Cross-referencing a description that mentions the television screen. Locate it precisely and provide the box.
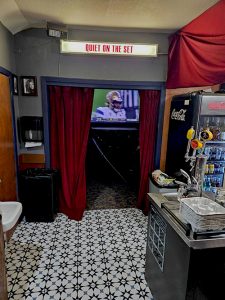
[91,89,139,122]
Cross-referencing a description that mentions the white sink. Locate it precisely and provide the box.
[0,201,22,232]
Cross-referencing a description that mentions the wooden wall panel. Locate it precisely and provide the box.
[0,74,17,201]
[19,154,45,171]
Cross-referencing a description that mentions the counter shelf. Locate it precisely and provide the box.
[145,193,225,300]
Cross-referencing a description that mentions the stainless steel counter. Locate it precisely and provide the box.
[146,193,225,300]
[148,193,225,249]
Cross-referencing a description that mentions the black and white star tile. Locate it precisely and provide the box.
[6,208,153,300]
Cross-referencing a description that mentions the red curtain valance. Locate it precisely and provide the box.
[166,0,225,89]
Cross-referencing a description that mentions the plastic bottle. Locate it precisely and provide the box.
[220,164,225,174]
[203,177,206,191]
[209,164,215,174]
[216,177,221,187]
[205,177,211,192]
[210,177,217,193]
[204,147,211,158]
[215,147,222,160]
[221,148,225,161]
[214,163,219,174]
[210,147,216,160]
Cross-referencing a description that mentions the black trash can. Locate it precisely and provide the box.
[19,168,60,222]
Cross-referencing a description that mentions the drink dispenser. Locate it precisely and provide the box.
[18,116,43,143]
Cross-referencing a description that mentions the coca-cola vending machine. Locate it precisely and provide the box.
[165,91,225,193]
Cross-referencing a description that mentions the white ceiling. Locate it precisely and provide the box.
[0,0,219,34]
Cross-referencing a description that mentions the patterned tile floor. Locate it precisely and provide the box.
[5,209,153,300]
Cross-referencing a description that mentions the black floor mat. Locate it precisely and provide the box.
[86,178,137,210]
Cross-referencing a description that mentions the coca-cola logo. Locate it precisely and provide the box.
[208,102,225,110]
[171,109,186,121]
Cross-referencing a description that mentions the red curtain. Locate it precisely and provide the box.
[137,90,161,215]
[49,86,94,221]
[167,0,225,89]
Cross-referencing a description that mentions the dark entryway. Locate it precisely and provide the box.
[86,125,140,210]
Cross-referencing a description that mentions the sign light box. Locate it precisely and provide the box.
[60,40,158,57]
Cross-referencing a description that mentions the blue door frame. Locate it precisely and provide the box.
[41,77,165,169]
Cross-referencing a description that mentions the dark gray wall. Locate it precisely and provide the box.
[0,22,16,73]
[0,22,20,152]
[14,27,169,154]
[15,28,169,116]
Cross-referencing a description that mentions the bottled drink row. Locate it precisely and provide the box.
[203,176,222,193]
[200,117,225,193]
[205,163,225,174]
[204,146,225,161]
[201,116,225,141]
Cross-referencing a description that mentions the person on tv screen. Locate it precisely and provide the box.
[95,90,126,121]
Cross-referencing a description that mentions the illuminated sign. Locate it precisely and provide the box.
[60,40,158,57]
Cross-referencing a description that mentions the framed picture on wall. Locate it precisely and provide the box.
[21,76,38,96]
[12,75,18,95]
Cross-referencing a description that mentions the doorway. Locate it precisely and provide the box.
[86,88,140,210]
[42,77,165,217]
[86,125,140,210]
